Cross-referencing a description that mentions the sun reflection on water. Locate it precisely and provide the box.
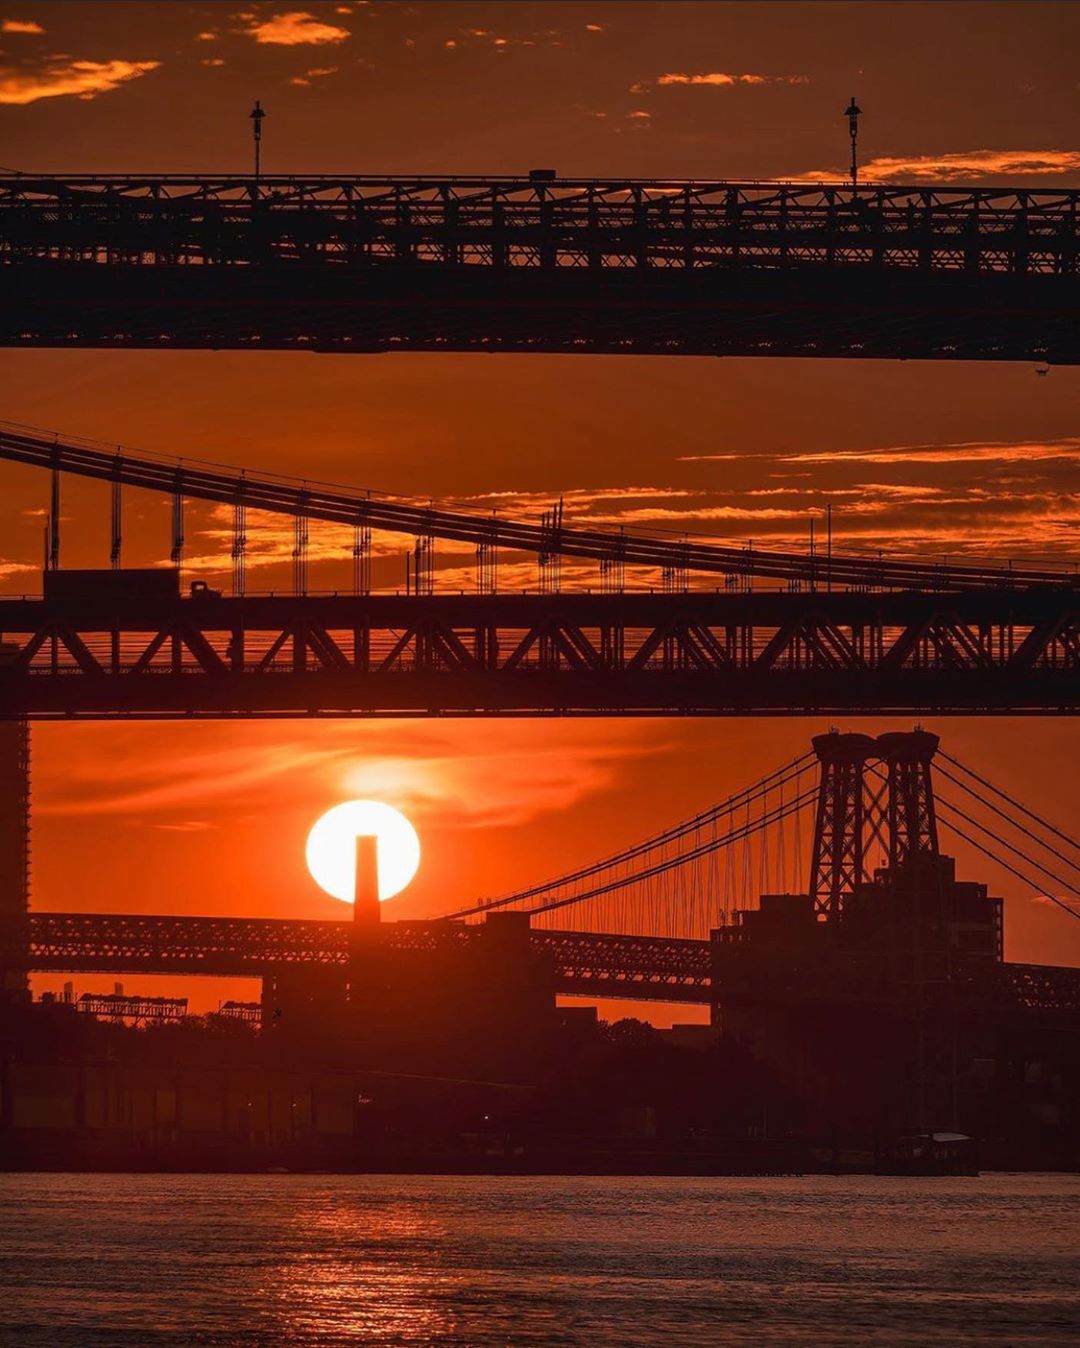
[262,1196,457,1342]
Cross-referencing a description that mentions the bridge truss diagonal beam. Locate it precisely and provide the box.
[24,912,1080,1013]
[1,590,1079,718]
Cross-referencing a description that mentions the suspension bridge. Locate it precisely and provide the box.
[1,422,1078,718]
[1,175,1078,360]
[14,729,1080,1018]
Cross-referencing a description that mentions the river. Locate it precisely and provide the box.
[1,1173,1076,1346]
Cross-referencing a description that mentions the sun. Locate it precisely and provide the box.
[305,800,421,905]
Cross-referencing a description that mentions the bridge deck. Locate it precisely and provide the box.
[23,911,1080,1013]
[1,589,1078,717]
[2,176,1077,360]
[26,912,713,1005]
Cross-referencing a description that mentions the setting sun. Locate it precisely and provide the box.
[305,800,421,904]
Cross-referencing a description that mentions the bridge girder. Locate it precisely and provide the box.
[1,175,1078,360]
[24,911,1080,1014]
[1,591,1078,717]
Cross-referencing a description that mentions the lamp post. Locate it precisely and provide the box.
[845,96,862,188]
[250,99,265,180]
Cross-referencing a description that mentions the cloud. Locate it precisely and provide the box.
[290,67,339,87]
[1,18,43,34]
[36,721,664,833]
[152,820,219,833]
[782,438,1080,466]
[586,23,604,32]
[201,57,226,68]
[243,11,350,46]
[0,56,161,104]
[0,57,160,104]
[640,71,807,91]
[794,149,1080,183]
[196,30,217,41]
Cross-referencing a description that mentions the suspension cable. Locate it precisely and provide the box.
[524,788,818,919]
[933,792,1078,911]
[939,750,1080,858]
[937,812,1080,923]
[936,763,1080,879]
[445,751,815,919]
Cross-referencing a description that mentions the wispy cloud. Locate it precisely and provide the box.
[290,65,339,86]
[794,149,1080,183]
[657,71,807,87]
[1,17,43,34]
[152,820,218,833]
[36,721,665,832]
[0,56,160,104]
[632,71,807,93]
[243,11,350,46]
[782,438,1080,466]
[0,558,34,580]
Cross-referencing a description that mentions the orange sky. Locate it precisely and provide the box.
[2,1,1079,1016]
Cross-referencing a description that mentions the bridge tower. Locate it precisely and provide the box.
[0,720,30,1000]
[808,729,942,919]
[878,729,940,873]
[808,732,881,919]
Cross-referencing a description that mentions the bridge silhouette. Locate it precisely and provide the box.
[2,175,1078,360]
[21,729,1080,1017]
[1,172,1079,1062]
[1,422,1078,718]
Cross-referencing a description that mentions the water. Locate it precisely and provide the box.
[0,1173,1076,1346]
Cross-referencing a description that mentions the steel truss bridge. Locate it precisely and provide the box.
[2,176,1078,360]
[27,913,711,1006]
[2,589,1080,718]
[24,911,1080,1014]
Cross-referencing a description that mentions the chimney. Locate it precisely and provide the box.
[354,834,381,926]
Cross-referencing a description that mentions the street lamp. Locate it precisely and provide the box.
[250,100,265,180]
[845,97,862,188]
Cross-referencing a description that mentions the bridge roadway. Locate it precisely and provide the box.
[28,912,712,1006]
[25,911,1080,1014]
[1,589,1078,717]
[2,176,1078,361]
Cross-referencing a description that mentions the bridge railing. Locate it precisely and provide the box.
[2,176,1077,275]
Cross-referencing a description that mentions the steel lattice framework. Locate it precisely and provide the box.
[25,911,1080,1013]
[27,913,713,1005]
[1,589,1079,718]
[2,175,1078,359]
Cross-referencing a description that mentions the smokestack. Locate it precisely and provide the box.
[353,834,381,926]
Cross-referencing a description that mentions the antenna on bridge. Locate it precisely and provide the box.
[250,100,266,180]
[845,96,862,187]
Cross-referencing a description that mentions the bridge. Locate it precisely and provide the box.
[3,589,1079,718]
[26,914,712,1006]
[1,423,1078,718]
[22,910,1080,1015]
[11,729,1080,1021]
[2,176,1078,361]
